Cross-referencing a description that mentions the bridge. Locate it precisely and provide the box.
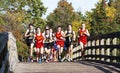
[0,32,120,73]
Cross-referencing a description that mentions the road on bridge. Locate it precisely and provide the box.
[14,61,120,73]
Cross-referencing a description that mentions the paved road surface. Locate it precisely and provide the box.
[14,61,120,73]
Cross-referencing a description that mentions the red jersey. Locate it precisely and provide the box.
[55,31,64,47]
[55,31,63,41]
[35,33,44,48]
[78,29,87,45]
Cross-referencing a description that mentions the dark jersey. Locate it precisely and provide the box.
[27,29,35,40]
[65,30,73,43]
[45,33,50,43]
[25,29,35,46]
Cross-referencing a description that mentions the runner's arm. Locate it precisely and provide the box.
[64,30,67,37]
[84,29,90,36]
[60,31,65,41]
[77,29,80,38]
[33,34,36,43]
[73,31,76,41]
[25,29,29,38]
[42,33,45,43]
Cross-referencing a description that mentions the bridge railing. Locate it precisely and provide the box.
[0,32,19,73]
[72,45,82,61]
[72,32,120,67]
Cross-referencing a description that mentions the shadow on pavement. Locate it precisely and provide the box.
[78,61,120,73]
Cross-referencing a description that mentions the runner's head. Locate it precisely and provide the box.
[28,23,34,30]
[49,28,53,33]
[81,23,86,29]
[67,24,72,30]
[57,26,61,32]
[36,27,41,33]
[45,26,49,30]
[45,27,49,34]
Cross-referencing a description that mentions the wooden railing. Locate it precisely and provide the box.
[0,32,19,73]
[72,32,120,67]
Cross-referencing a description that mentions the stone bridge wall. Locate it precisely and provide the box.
[0,32,19,73]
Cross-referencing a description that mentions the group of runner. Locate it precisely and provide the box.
[24,23,90,63]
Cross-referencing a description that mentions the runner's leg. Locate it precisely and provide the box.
[69,45,73,61]
[79,42,84,60]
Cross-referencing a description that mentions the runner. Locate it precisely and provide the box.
[78,23,90,59]
[49,28,55,49]
[49,28,59,62]
[64,24,76,62]
[55,26,65,62]
[24,23,35,62]
[43,26,52,62]
[34,27,44,63]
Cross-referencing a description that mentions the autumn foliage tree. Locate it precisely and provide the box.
[0,0,47,60]
[47,0,75,30]
[86,0,120,36]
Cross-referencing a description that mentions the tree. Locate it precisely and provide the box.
[72,12,91,34]
[24,0,47,27]
[0,0,47,61]
[110,0,120,32]
[47,0,75,30]
[0,0,47,28]
[72,20,82,34]
[88,0,111,35]
[86,0,120,36]
[105,6,116,21]
[47,0,91,35]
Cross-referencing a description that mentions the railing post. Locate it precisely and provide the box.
[88,41,91,60]
[86,41,91,60]
[106,38,110,62]
[92,40,95,60]
[96,39,100,60]
[84,43,87,59]
[88,49,91,59]
[72,47,75,60]
[76,46,79,61]
[101,39,105,61]
[78,46,81,60]
[112,38,117,62]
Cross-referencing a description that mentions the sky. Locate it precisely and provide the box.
[42,0,99,18]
